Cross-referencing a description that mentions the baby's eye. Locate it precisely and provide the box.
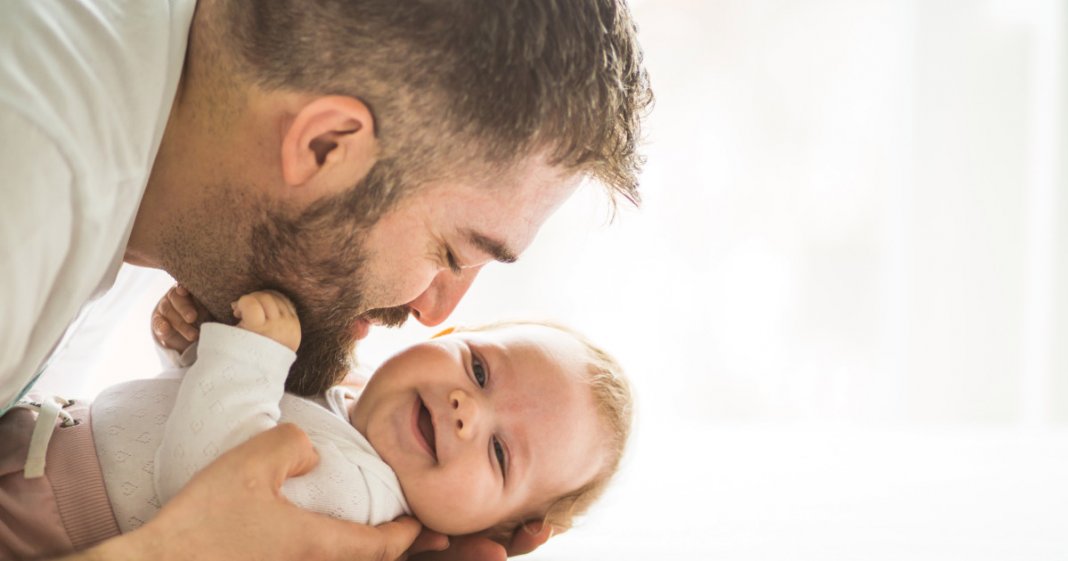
[492,437,507,477]
[472,354,487,387]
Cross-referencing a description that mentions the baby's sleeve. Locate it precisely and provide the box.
[153,323,296,502]
[154,339,198,370]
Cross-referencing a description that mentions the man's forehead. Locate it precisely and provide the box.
[435,164,580,258]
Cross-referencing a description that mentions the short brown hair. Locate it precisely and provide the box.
[223,0,652,206]
[451,320,633,541]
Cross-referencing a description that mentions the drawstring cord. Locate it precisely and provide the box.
[11,396,78,478]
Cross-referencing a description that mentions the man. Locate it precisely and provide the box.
[0,0,650,559]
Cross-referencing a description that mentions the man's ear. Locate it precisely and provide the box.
[280,95,377,194]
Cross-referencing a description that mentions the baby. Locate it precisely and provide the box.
[0,290,632,558]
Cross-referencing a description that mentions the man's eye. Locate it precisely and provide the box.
[444,247,462,275]
[472,354,487,387]
[493,437,507,477]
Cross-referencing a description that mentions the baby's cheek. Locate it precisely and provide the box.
[404,469,499,535]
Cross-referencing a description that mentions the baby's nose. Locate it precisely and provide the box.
[449,389,481,440]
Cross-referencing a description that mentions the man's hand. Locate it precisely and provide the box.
[79,424,423,561]
[151,284,211,353]
[407,521,555,561]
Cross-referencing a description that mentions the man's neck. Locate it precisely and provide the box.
[125,97,185,270]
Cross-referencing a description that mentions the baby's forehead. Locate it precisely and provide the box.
[473,327,591,380]
[463,324,587,358]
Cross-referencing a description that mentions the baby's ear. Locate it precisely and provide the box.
[431,327,455,339]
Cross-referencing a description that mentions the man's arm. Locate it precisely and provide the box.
[61,424,423,561]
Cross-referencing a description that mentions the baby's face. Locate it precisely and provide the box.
[350,325,605,535]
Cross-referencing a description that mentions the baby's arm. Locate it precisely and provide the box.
[154,290,302,502]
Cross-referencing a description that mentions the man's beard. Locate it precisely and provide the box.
[165,160,415,396]
[249,162,416,396]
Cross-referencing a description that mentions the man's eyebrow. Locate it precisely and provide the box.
[464,229,518,264]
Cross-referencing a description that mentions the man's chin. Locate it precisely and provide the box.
[285,328,358,396]
[283,308,407,396]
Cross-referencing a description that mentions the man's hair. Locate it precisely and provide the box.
[451,320,634,542]
[222,0,652,206]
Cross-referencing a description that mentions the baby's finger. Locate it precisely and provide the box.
[234,294,267,326]
[160,297,199,342]
[167,287,200,324]
[156,298,181,332]
[255,291,284,320]
[174,284,213,324]
[267,290,298,317]
[153,314,193,351]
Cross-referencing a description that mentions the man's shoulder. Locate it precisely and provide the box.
[0,0,195,180]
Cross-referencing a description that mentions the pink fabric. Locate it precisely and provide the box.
[0,399,119,560]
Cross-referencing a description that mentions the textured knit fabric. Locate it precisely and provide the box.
[0,0,195,413]
[91,323,409,533]
[0,398,119,560]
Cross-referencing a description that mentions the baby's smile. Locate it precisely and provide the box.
[414,396,438,461]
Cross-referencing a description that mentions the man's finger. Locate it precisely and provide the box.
[407,528,450,556]
[367,516,424,561]
[307,514,423,561]
[410,535,505,561]
[220,424,320,485]
[507,520,554,556]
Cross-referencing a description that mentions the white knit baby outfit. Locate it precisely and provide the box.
[90,323,409,531]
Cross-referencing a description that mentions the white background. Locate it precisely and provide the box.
[35,0,1068,559]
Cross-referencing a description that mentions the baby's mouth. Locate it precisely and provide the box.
[417,398,437,461]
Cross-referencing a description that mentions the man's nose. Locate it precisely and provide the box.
[449,389,482,441]
[407,266,482,327]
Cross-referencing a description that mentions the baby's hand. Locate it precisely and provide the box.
[232,290,302,352]
[153,284,212,353]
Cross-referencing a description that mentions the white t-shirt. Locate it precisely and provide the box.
[0,0,196,412]
[91,324,410,532]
